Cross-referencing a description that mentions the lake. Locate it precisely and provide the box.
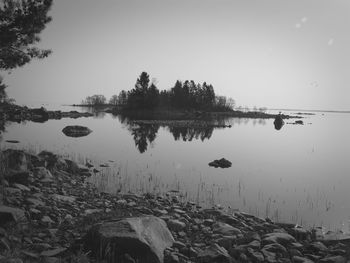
[1,106,350,233]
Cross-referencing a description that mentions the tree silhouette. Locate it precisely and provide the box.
[0,0,53,70]
[0,0,53,103]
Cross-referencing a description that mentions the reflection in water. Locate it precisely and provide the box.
[130,124,159,153]
[118,114,266,153]
[168,126,213,141]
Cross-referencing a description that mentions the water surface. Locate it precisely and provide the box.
[1,108,349,232]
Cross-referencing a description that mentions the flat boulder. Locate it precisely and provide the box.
[62,125,92,138]
[84,216,174,263]
[209,158,232,168]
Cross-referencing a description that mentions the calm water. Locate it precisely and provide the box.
[1,107,350,232]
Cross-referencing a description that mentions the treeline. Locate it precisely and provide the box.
[81,72,235,111]
[117,72,235,111]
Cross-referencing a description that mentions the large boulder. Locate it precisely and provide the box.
[84,216,174,263]
[2,149,29,172]
[62,125,92,137]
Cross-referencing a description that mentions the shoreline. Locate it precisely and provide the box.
[1,148,349,262]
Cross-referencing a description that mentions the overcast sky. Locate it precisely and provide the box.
[4,0,350,110]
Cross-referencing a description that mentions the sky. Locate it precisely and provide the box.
[3,0,350,110]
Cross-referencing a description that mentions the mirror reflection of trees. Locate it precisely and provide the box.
[130,124,160,153]
[168,126,213,142]
[118,115,233,153]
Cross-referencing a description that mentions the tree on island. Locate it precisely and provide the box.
[0,0,53,103]
[81,94,107,106]
[116,71,235,111]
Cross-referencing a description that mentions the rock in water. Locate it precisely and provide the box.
[274,115,284,130]
[62,125,92,137]
[208,158,232,168]
[84,216,174,263]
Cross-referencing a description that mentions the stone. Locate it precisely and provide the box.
[2,149,29,171]
[13,183,30,192]
[208,158,232,168]
[308,241,328,252]
[34,167,53,180]
[319,256,346,263]
[26,197,45,207]
[292,256,315,263]
[6,171,30,185]
[167,219,186,232]
[41,216,54,224]
[213,222,242,236]
[274,115,284,130]
[246,248,264,262]
[0,206,26,225]
[62,125,92,137]
[262,232,296,246]
[85,216,174,263]
[262,243,287,255]
[52,194,76,203]
[40,248,67,257]
[197,243,232,263]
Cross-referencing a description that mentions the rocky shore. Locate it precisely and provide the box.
[1,149,349,263]
[0,103,93,123]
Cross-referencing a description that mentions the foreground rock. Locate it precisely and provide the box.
[85,216,174,263]
[62,125,92,137]
[209,158,232,168]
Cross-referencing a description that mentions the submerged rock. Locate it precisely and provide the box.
[62,125,92,137]
[84,216,174,263]
[209,158,232,168]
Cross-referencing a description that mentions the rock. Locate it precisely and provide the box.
[85,216,174,263]
[274,114,284,130]
[40,248,67,257]
[62,125,92,137]
[38,151,68,170]
[5,140,20,143]
[34,167,53,180]
[197,243,232,263]
[212,222,242,236]
[64,159,79,174]
[167,219,186,232]
[262,243,287,255]
[52,194,76,203]
[295,120,304,125]
[13,183,31,192]
[41,216,55,224]
[246,248,264,262]
[208,158,232,168]
[30,107,49,122]
[320,256,347,263]
[2,149,29,171]
[26,198,45,207]
[308,241,328,252]
[6,171,30,185]
[0,206,26,225]
[292,256,315,263]
[262,232,296,246]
